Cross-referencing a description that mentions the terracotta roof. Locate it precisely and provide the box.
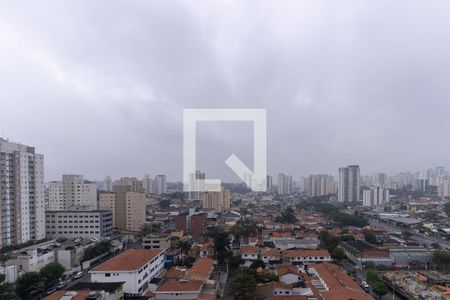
[312,263,374,300]
[284,249,330,258]
[165,266,187,279]
[188,257,213,279]
[313,263,361,291]
[90,249,163,272]
[276,264,299,276]
[155,280,204,292]
[322,288,374,300]
[240,245,258,254]
[272,232,292,238]
[262,248,280,257]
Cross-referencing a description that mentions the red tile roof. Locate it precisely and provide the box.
[188,257,213,279]
[91,249,163,272]
[156,280,204,292]
[240,245,258,254]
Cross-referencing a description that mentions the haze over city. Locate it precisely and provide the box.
[2,0,450,181]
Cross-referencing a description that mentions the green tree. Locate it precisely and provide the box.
[39,262,65,288]
[432,250,450,270]
[229,268,257,300]
[177,240,191,258]
[249,259,266,270]
[364,231,377,244]
[373,281,388,299]
[16,272,42,299]
[0,274,14,300]
[213,230,232,266]
[82,240,112,261]
[365,269,379,286]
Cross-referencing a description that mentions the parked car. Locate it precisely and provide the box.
[74,271,83,279]
[361,280,369,289]
[45,287,57,295]
[57,281,66,289]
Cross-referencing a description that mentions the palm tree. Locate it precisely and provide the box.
[178,240,191,258]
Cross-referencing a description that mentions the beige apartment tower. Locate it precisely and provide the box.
[100,185,146,232]
[202,188,230,212]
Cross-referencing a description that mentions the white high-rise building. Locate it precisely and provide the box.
[104,175,112,192]
[154,175,167,195]
[0,138,45,246]
[439,180,450,198]
[48,175,98,211]
[143,174,155,194]
[362,187,389,207]
[338,165,360,203]
[188,170,205,201]
[277,173,293,195]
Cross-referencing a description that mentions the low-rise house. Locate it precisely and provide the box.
[340,240,392,267]
[142,233,171,251]
[240,246,259,262]
[199,242,214,258]
[7,248,55,273]
[90,249,164,295]
[45,282,125,300]
[261,248,281,264]
[273,238,319,251]
[276,264,301,284]
[256,282,294,298]
[187,257,213,281]
[154,280,204,300]
[308,263,374,300]
[284,250,331,264]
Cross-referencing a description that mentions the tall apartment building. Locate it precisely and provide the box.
[154,175,166,195]
[307,174,335,197]
[114,177,144,192]
[202,188,230,212]
[99,191,116,226]
[48,175,97,211]
[99,185,146,232]
[0,138,45,246]
[103,175,112,192]
[266,175,273,194]
[277,173,293,195]
[338,165,360,203]
[439,180,450,198]
[362,187,390,207]
[143,174,154,194]
[188,170,205,201]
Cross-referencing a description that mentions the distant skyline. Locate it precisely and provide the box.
[2,1,450,182]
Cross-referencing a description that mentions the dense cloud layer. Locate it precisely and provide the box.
[1,0,450,182]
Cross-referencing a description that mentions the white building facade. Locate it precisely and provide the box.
[48,174,97,211]
[46,210,113,239]
[90,249,165,295]
[0,138,45,246]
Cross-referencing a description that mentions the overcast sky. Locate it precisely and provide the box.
[1,0,450,182]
